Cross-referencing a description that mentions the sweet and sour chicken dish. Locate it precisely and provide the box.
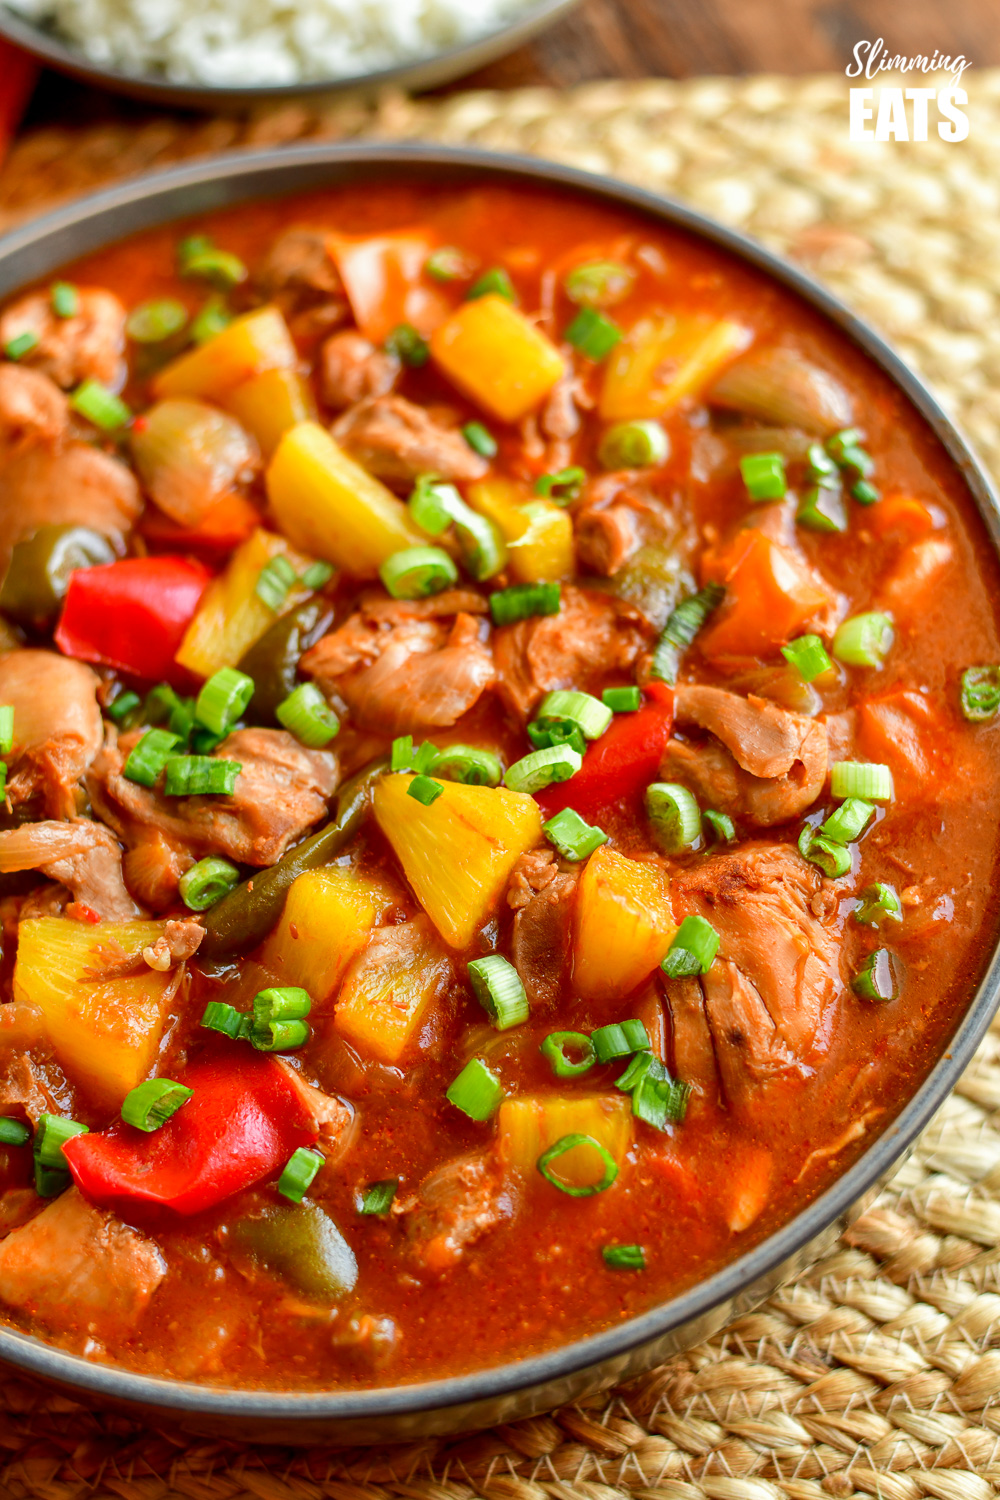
[0,180,997,1390]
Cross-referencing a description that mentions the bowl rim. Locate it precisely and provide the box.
[0,0,579,105]
[1,140,999,1422]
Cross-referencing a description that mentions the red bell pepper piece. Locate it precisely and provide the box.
[535,682,674,820]
[55,555,210,688]
[62,1049,317,1216]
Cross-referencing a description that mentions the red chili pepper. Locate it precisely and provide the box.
[535,682,674,820]
[62,1049,316,1216]
[55,555,210,688]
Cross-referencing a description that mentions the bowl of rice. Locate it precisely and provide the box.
[0,0,579,108]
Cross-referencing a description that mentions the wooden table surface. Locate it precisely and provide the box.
[16,0,1000,128]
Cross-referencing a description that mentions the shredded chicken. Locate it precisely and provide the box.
[0,289,126,389]
[0,362,68,449]
[320,330,400,410]
[574,473,678,577]
[0,819,139,921]
[0,652,104,820]
[82,917,204,981]
[507,848,578,1009]
[397,1154,509,1273]
[274,1061,357,1163]
[332,394,488,487]
[662,685,827,827]
[257,227,343,299]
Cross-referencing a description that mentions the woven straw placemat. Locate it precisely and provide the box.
[4,69,1000,1499]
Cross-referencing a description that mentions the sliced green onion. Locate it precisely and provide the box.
[0,764,7,801]
[426,246,470,282]
[797,824,852,878]
[489,580,561,627]
[592,1019,650,1063]
[534,467,586,505]
[855,882,903,928]
[961,665,1000,722]
[431,744,502,787]
[4,331,38,361]
[805,442,838,482]
[34,1113,88,1169]
[851,479,880,505]
[462,421,497,458]
[598,419,669,470]
[740,451,786,502]
[603,1243,645,1270]
[164,755,241,797]
[835,444,875,479]
[536,689,612,742]
[564,259,635,307]
[176,234,213,266]
[191,295,231,344]
[797,483,847,533]
[384,322,429,368]
[454,507,506,582]
[633,1062,691,1130]
[254,987,311,1026]
[107,691,141,726]
[195,667,254,736]
[276,683,339,747]
[255,554,297,612]
[390,735,414,772]
[602,686,641,713]
[379,546,458,600]
[852,948,899,1002]
[537,1133,618,1197]
[301,560,334,591]
[566,306,622,362]
[447,1057,504,1121]
[468,954,529,1031]
[181,246,247,288]
[829,761,894,801]
[51,281,79,319]
[702,808,735,844]
[126,298,187,343]
[661,915,720,978]
[652,582,725,684]
[543,806,608,861]
[407,774,444,806]
[69,378,131,431]
[527,719,586,755]
[540,1031,595,1079]
[467,267,515,302]
[277,1147,323,1204]
[782,634,832,682]
[646,782,701,854]
[820,797,874,845]
[359,1179,399,1214]
[121,1078,193,1133]
[504,744,582,794]
[251,1018,310,1052]
[615,1049,656,1092]
[145,682,184,728]
[123,727,181,788]
[825,428,862,463]
[0,705,14,756]
[0,1118,31,1147]
[34,1163,70,1198]
[407,475,456,536]
[833,612,894,668]
[412,740,437,773]
[201,1000,248,1040]
[179,856,241,912]
[190,727,226,755]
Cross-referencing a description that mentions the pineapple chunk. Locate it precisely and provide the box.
[430,294,566,423]
[13,918,179,1107]
[174,526,312,679]
[466,483,573,582]
[223,367,316,460]
[153,306,297,402]
[267,422,424,577]
[498,1094,632,1188]
[573,847,676,1000]
[373,774,543,948]
[334,916,451,1065]
[600,312,751,422]
[465,478,532,542]
[259,867,398,1012]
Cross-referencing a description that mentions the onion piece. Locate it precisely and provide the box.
[726,666,823,717]
[708,346,854,435]
[131,398,260,526]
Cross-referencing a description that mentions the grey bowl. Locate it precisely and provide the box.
[0,143,998,1446]
[0,0,578,110]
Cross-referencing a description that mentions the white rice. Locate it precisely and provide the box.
[4,0,543,86]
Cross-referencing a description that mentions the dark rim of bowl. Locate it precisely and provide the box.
[0,0,578,104]
[0,142,998,1422]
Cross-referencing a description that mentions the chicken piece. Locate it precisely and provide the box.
[0,819,140,921]
[82,916,204,981]
[0,289,126,389]
[302,594,495,735]
[0,361,68,449]
[89,728,339,896]
[274,1061,357,1163]
[257,227,343,299]
[398,1154,509,1274]
[0,652,103,820]
[493,585,651,719]
[0,1188,42,1238]
[320,331,400,410]
[0,1187,164,1340]
[0,1053,65,1125]
[574,473,679,577]
[332,395,488,488]
[507,848,578,1009]
[661,685,827,827]
[665,842,843,1114]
